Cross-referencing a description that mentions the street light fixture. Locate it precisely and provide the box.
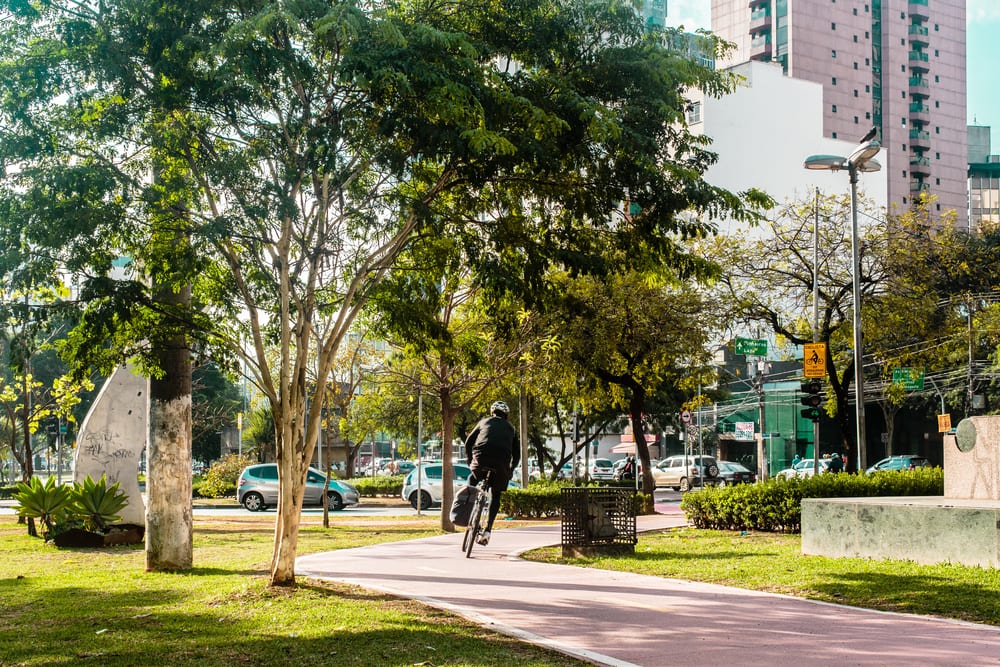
[803,140,881,472]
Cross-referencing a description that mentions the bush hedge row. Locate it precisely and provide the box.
[501,479,654,518]
[348,476,405,497]
[680,468,944,533]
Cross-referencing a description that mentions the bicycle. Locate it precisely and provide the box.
[461,471,493,558]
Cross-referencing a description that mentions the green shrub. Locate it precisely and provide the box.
[13,476,74,536]
[71,475,129,533]
[500,479,654,518]
[13,475,131,539]
[0,485,18,499]
[199,454,255,499]
[348,476,404,497]
[680,468,944,533]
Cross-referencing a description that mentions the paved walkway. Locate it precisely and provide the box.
[297,510,1000,667]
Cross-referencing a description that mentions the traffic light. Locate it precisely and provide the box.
[800,380,824,422]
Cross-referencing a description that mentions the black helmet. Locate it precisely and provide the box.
[490,400,510,418]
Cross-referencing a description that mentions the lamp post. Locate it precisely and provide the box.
[804,140,881,472]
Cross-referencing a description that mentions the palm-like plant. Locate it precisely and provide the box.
[71,475,129,533]
[13,476,74,536]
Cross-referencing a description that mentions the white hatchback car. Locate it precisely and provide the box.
[401,462,473,509]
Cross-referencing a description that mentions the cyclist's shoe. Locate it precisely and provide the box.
[477,530,491,545]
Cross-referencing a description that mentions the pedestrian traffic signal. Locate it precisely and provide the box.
[799,380,824,422]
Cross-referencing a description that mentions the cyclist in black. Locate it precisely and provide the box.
[464,400,520,545]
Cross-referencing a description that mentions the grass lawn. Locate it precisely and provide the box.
[525,527,1000,626]
[0,513,580,667]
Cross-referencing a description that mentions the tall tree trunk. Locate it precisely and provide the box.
[629,384,654,496]
[439,385,457,532]
[146,283,193,571]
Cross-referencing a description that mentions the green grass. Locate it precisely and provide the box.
[0,513,579,667]
[525,528,1000,625]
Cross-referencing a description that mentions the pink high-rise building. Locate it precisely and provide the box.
[711,0,966,225]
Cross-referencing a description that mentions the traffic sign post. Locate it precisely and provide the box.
[735,337,768,356]
[892,367,925,391]
[803,343,826,378]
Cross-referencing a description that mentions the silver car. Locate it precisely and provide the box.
[651,455,719,492]
[401,462,473,509]
[237,463,360,512]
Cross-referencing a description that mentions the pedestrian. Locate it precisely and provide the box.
[464,401,520,546]
[792,453,802,467]
[828,452,844,473]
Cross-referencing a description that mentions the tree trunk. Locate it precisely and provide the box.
[629,386,654,496]
[270,394,311,587]
[145,283,194,572]
[439,386,457,533]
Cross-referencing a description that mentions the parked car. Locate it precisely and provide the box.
[775,458,830,480]
[402,462,520,509]
[612,457,655,481]
[583,458,615,481]
[865,455,930,474]
[651,455,719,492]
[715,460,756,486]
[402,462,473,509]
[237,463,360,512]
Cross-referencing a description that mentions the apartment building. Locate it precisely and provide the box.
[711,0,967,225]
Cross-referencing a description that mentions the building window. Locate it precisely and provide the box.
[903,171,908,178]
[935,126,940,134]
[832,22,836,30]
[832,104,838,112]
[866,85,871,92]
[901,38,905,46]
[833,132,838,139]
[832,77,837,85]
[935,101,940,108]
[832,49,837,58]
[865,58,870,65]
[935,75,940,82]
[866,112,871,119]
[936,178,941,185]
[937,204,941,211]
[901,65,906,72]
[854,62,859,70]
[687,101,701,124]
[865,31,869,39]
[854,89,859,97]
[854,35,858,43]
[935,49,939,57]
[854,116,859,124]
[901,118,907,126]
[936,152,940,159]
[935,24,939,31]
[853,7,857,14]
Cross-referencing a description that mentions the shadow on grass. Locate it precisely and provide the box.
[0,578,581,667]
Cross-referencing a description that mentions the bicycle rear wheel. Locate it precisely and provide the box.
[464,494,484,558]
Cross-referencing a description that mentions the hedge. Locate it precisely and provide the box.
[501,479,654,519]
[348,476,404,498]
[680,467,944,533]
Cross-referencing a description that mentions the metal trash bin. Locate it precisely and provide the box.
[561,487,637,557]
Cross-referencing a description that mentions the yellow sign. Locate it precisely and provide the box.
[937,414,952,433]
[803,343,827,378]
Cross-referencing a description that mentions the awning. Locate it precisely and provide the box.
[610,443,635,454]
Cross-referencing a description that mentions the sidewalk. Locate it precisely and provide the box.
[297,511,1000,667]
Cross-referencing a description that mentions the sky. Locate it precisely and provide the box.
[666,0,1000,153]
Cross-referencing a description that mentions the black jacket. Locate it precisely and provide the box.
[464,415,519,478]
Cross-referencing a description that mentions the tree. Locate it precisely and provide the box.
[1,0,764,585]
[549,271,721,494]
[717,192,887,470]
[192,363,244,465]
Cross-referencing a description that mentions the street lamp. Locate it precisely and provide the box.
[804,140,881,472]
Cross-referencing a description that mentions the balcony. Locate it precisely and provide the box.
[749,34,772,60]
[909,102,930,124]
[750,11,772,33]
[909,129,930,149]
[909,24,929,46]
[908,50,929,72]
[910,155,931,176]
[909,0,929,21]
[748,0,768,8]
[910,180,930,196]
[909,76,930,99]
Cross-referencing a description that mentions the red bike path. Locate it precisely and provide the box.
[296,508,1000,667]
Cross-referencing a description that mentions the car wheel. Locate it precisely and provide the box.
[679,477,691,493]
[717,479,727,487]
[705,464,719,478]
[671,486,680,492]
[327,491,344,511]
[242,491,266,512]
[410,491,432,510]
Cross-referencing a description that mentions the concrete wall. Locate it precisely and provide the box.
[944,417,1000,501]
[802,496,1000,568]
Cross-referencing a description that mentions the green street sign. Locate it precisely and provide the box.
[892,367,925,391]
[735,337,768,356]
